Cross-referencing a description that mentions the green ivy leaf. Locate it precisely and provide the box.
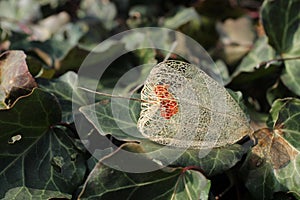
[0,0,41,32]
[240,156,284,200]
[78,143,210,200]
[0,88,84,198]
[267,81,296,106]
[233,36,276,76]
[0,88,86,199]
[10,22,87,73]
[2,187,70,200]
[141,141,245,177]
[163,7,200,29]
[0,127,86,199]
[275,154,300,199]
[261,0,300,54]
[261,0,300,96]
[0,88,61,137]
[281,59,300,96]
[79,95,141,141]
[38,71,89,123]
[78,0,117,30]
[174,170,210,200]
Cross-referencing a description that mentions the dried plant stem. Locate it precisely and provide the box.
[77,87,152,103]
[256,55,300,68]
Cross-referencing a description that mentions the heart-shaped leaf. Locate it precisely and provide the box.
[0,88,86,199]
[261,0,300,96]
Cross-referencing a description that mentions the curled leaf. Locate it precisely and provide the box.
[0,50,37,108]
[251,128,298,170]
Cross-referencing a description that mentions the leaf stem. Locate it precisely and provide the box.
[77,87,153,103]
[256,55,300,69]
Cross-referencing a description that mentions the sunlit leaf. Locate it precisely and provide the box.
[0,0,41,31]
[281,59,300,96]
[78,0,117,30]
[163,7,200,29]
[31,12,70,41]
[233,36,276,76]
[10,22,87,72]
[267,98,300,150]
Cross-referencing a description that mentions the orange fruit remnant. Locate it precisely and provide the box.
[154,84,178,119]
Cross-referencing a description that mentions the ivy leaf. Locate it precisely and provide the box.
[261,0,300,96]
[267,98,300,150]
[79,95,142,141]
[2,187,70,200]
[0,89,86,199]
[31,12,71,42]
[267,80,297,106]
[163,7,200,29]
[140,141,245,177]
[228,37,281,110]
[0,50,37,109]
[10,22,87,75]
[38,71,89,123]
[0,88,60,137]
[261,0,300,54]
[78,0,117,30]
[281,59,300,96]
[228,37,281,96]
[1,127,87,200]
[78,143,210,200]
[0,0,41,32]
[232,36,276,76]
[240,152,284,200]
[241,98,300,199]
